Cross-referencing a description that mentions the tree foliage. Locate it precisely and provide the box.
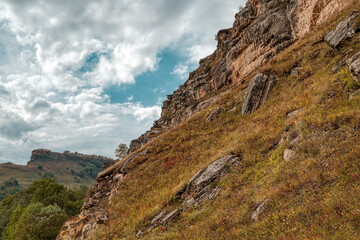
[0,178,86,239]
[114,143,129,159]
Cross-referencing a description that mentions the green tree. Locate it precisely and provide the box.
[5,205,23,240]
[12,203,67,240]
[114,143,128,159]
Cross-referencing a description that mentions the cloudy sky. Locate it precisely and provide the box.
[0,0,244,164]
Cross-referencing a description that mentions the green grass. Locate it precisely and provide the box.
[92,2,360,239]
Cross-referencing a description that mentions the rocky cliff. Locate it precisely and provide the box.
[58,0,359,239]
[128,0,353,154]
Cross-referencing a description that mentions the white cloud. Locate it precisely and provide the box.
[171,63,189,80]
[0,0,245,164]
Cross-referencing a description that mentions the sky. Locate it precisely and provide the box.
[0,0,245,164]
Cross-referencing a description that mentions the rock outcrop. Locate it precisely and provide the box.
[181,155,240,207]
[57,150,147,239]
[325,11,359,48]
[346,50,360,83]
[136,155,241,235]
[242,73,277,116]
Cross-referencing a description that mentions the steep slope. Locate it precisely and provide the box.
[59,0,360,239]
[0,149,113,199]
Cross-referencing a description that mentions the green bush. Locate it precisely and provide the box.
[0,178,86,238]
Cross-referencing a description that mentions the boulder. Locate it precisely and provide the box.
[346,50,360,83]
[182,155,240,201]
[286,108,304,118]
[290,67,303,77]
[120,150,147,173]
[325,12,360,48]
[242,73,277,116]
[160,209,180,226]
[284,149,295,161]
[150,210,167,226]
[205,107,225,122]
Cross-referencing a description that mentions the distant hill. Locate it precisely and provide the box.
[0,149,114,200]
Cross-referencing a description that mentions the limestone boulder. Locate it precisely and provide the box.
[242,73,277,116]
[325,12,359,48]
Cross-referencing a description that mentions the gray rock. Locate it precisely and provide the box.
[242,73,277,116]
[150,210,167,226]
[332,49,354,73]
[286,108,304,118]
[346,50,360,83]
[350,89,360,100]
[325,12,360,48]
[284,149,295,161]
[290,67,303,76]
[113,173,124,182]
[182,155,240,201]
[136,230,144,237]
[120,150,147,173]
[205,107,225,122]
[251,199,268,221]
[160,209,180,226]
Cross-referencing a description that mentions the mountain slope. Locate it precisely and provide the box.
[59,0,360,239]
[0,149,113,200]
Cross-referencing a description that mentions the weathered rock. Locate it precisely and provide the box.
[332,49,354,73]
[242,73,277,116]
[291,67,303,77]
[136,230,144,237]
[182,155,240,201]
[205,107,225,122]
[160,209,180,226]
[113,173,124,182]
[346,50,360,83]
[251,199,268,221]
[284,149,295,161]
[120,150,147,173]
[325,12,360,48]
[150,210,167,226]
[349,89,360,100]
[287,108,304,118]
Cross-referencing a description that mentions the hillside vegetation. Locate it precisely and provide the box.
[0,178,86,239]
[89,3,360,239]
[0,149,113,201]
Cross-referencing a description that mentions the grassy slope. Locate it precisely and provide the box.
[0,159,97,190]
[95,3,360,239]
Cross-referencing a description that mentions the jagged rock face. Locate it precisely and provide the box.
[287,0,353,39]
[325,11,360,48]
[128,0,351,154]
[242,73,277,116]
[57,150,147,240]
